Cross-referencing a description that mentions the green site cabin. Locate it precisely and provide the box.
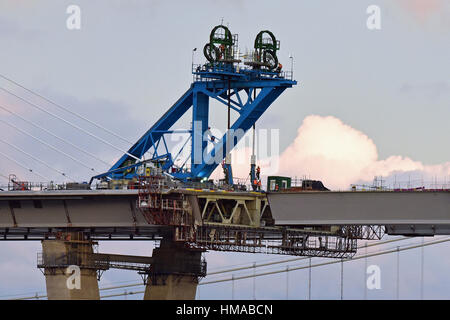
[267,176,291,191]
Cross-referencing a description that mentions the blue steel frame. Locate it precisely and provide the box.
[91,62,296,183]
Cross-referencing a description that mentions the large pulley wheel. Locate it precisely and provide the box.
[203,43,220,62]
[263,50,278,70]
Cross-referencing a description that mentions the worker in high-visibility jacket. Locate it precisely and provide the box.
[275,63,283,72]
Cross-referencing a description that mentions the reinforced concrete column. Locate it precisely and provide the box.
[144,238,205,300]
[40,232,100,300]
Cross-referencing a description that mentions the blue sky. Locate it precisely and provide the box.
[0,0,449,299]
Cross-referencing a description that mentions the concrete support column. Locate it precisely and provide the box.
[144,274,199,300]
[40,232,100,300]
[144,237,204,300]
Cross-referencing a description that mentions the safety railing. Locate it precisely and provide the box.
[37,252,153,272]
[1,181,71,192]
[192,62,293,82]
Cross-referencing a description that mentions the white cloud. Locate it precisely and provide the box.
[213,115,450,190]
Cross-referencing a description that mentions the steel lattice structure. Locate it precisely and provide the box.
[91,25,296,185]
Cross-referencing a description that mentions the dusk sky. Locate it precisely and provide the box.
[0,0,448,299]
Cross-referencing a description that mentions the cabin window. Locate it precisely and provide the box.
[270,180,276,191]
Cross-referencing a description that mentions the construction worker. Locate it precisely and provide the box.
[276,63,283,73]
[219,44,226,59]
[222,160,229,183]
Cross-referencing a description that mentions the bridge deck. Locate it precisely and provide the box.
[267,191,450,225]
[0,189,264,239]
[1,189,449,239]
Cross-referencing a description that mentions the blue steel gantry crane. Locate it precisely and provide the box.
[91,25,296,188]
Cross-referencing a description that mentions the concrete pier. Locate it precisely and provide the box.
[40,232,100,300]
[144,238,205,300]
[144,274,199,300]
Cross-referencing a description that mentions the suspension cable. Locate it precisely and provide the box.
[44,237,450,300]
[13,236,415,300]
[12,236,449,300]
[0,138,76,181]
[0,73,134,145]
[0,172,10,180]
[0,87,140,161]
[199,236,450,285]
[207,236,410,275]
[0,150,50,181]
[0,119,98,173]
[0,104,110,167]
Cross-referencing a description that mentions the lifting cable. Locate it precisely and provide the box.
[0,104,110,167]
[0,150,50,181]
[0,118,98,173]
[0,87,140,162]
[0,73,134,145]
[0,138,76,181]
